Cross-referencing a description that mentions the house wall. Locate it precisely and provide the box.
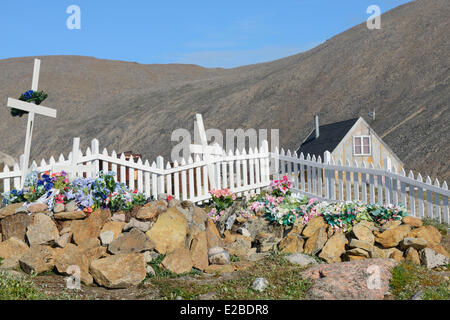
[331,120,403,171]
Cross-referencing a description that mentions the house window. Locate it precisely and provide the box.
[353,136,371,155]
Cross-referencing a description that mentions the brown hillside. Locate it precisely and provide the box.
[0,0,448,181]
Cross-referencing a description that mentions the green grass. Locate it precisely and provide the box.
[145,254,203,280]
[422,217,449,235]
[0,270,80,300]
[148,251,312,300]
[390,262,450,300]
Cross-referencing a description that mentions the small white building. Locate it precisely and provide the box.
[296,116,404,170]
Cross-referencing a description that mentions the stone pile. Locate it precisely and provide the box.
[0,197,239,288]
[0,198,448,290]
[222,214,449,269]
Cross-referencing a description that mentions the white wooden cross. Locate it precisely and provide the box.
[189,114,224,190]
[6,59,57,188]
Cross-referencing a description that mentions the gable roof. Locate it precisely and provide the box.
[296,118,359,158]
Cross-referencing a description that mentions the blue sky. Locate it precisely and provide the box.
[1,0,412,68]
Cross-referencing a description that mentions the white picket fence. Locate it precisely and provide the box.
[0,138,271,204]
[272,148,449,224]
[0,137,449,223]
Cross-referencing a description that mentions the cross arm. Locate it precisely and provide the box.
[7,98,57,118]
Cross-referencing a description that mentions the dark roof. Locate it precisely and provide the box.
[296,118,359,159]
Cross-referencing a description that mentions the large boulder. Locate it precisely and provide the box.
[0,212,33,242]
[374,225,411,248]
[136,200,167,221]
[0,237,29,259]
[352,221,375,244]
[54,243,93,285]
[89,253,147,288]
[71,209,111,245]
[205,219,223,249]
[302,216,327,238]
[161,248,193,274]
[100,221,125,240]
[189,231,208,271]
[108,228,154,255]
[26,213,60,246]
[0,203,25,219]
[402,216,422,228]
[225,235,252,258]
[146,207,188,254]
[407,226,442,245]
[319,231,348,263]
[19,245,54,274]
[419,248,449,269]
[304,227,327,255]
[301,258,398,300]
[279,233,305,254]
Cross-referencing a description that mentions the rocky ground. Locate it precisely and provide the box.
[0,197,448,300]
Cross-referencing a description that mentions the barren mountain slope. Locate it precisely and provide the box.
[0,0,448,180]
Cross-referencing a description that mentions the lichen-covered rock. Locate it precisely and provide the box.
[136,200,167,221]
[89,253,146,288]
[374,225,411,248]
[225,235,252,258]
[402,216,422,228]
[146,207,188,254]
[319,231,348,263]
[19,245,54,274]
[302,216,326,238]
[108,228,154,255]
[53,211,86,220]
[189,231,208,271]
[0,237,29,259]
[71,209,111,245]
[0,213,33,242]
[161,248,193,274]
[205,219,223,249]
[405,247,421,265]
[303,227,327,255]
[208,247,230,265]
[123,218,151,233]
[279,233,305,254]
[0,203,25,219]
[419,248,449,269]
[407,226,442,245]
[352,222,375,244]
[348,239,374,252]
[100,221,125,239]
[26,213,60,246]
[54,243,92,286]
[285,253,317,266]
[400,237,428,250]
[301,258,398,300]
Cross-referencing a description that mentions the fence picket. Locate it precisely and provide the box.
[426,176,433,219]
[317,156,323,197]
[249,148,255,195]
[144,160,151,198]
[173,161,180,200]
[408,171,416,217]
[434,179,441,222]
[137,158,143,193]
[188,156,195,200]
[361,161,368,203]
[417,174,424,219]
[166,162,172,197]
[442,182,449,224]
[353,160,359,202]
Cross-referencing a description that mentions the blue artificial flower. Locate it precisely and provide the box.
[37,180,44,186]
[44,183,53,191]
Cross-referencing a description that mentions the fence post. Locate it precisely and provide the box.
[91,139,100,176]
[71,137,80,179]
[324,151,331,199]
[157,156,165,198]
[384,156,392,204]
[262,140,270,184]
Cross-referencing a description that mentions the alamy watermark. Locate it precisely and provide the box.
[66,5,81,30]
[366,265,382,290]
[367,5,381,30]
[65,265,81,290]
